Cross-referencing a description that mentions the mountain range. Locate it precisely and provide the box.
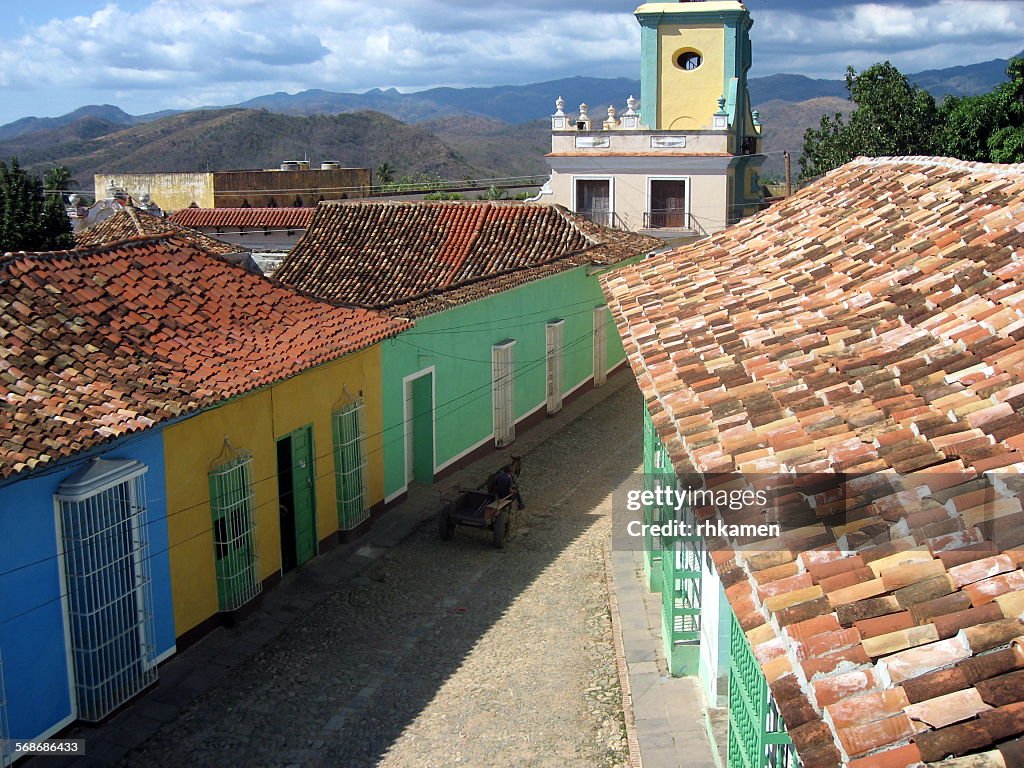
[0,52,1017,190]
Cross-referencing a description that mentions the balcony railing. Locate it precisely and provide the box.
[644,209,691,229]
[573,210,625,230]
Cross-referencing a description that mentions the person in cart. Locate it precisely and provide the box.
[491,464,525,510]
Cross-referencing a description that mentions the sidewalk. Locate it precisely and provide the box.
[609,542,721,768]
[42,370,638,768]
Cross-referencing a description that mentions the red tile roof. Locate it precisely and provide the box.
[77,206,241,256]
[168,207,315,230]
[0,235,408,479]
[603,157,1024,767]
[275,200,662,317]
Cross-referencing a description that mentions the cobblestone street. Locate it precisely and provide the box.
[60,380,643,768]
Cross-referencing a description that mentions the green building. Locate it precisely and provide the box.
[276,200,660,503]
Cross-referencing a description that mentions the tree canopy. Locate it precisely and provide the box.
[799,62,939,180]
[0,158,75,253]
[938,58,1024,164]
[800,57,1024,180]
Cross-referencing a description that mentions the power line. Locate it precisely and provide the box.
[0,324,611,622]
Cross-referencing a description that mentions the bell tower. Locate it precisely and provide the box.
[636,1,757,147]
[539,0,763,236]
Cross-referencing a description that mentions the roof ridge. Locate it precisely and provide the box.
[3,232,186,263]
[849,155,1024,176]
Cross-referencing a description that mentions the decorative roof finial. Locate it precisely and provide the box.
[554,96,565,117]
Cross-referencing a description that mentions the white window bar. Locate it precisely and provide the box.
[546,320,565,414]
[0,650,10,768]
[333,398,369,530]
[209,448,261,612]
[55,459,158,722]
[492,340,516,447]
[593,305,608,387]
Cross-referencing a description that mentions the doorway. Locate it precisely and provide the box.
[649,179,688,228]
[404,370,435,484]
[277,425,316,572]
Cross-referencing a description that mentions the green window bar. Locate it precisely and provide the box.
[0,650,10,768]
[660,497,702,676]
[727,606,797,768]
[209,447,261,612]
[333,398,369,531]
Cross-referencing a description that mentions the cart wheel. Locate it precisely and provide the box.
[492,510,507,549]
[439,503,455,541]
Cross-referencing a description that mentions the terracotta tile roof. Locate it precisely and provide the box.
[77,206,242,256]
[168,207,315,230]
[275,200,662,317]
[602,157,1024,767]
[0,235,408,480]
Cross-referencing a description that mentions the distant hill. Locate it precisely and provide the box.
[0,52,1017,194]
[0,104,138,141]
[0,109,481,185]
[754,97,857,179]
[235,76,643,125]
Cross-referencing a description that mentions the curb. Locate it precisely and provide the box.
[604,542,643,768]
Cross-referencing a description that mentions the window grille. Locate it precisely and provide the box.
[727,606,797,768]
[492,340,516,447]
[593,305,608,387]
[546,320,564,414]
[208,445,260,612]
[0,650,10,768]
[333,398,369,530]
[55,459,158,722]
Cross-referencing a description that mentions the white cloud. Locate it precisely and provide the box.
[0,0,1020,123]
[750,0,1024,76]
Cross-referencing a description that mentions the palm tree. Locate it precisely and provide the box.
[43,165,78,205]
[376,162,394,185]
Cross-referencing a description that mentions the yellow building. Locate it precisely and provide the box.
[539,0,764,238]
[57,229,408,646]
[95,163,372,213]
[162,348,392,641]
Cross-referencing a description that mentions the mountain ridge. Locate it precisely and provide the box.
[1,52,1017,140]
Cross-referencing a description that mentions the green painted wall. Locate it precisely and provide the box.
[381,266,626,499]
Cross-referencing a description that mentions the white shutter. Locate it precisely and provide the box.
[593,305,608,387]
[546,320,564,414]
[492,340,516,447]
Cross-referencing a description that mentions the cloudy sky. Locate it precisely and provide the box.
[0,0,1022,125]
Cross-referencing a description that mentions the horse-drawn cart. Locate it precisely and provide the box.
[437,489,516,548]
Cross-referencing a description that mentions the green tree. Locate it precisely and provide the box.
[800,62,939,179]
[43,164,78,195]
[937,57,1024,163]
[376,162,394,185]
[0,158,74,252]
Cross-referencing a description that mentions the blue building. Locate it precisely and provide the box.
[0,431,176,741]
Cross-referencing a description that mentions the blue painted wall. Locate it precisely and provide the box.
[0,430,175,740]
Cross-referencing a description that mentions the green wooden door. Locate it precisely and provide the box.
[290,426,317,565]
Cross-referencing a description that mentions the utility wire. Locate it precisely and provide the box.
[0,325,611,621]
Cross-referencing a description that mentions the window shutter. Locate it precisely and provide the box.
[593,305,608,387]
[546,320,564,414]
[492,340,516,447]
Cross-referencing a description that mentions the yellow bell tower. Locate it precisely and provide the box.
[542,0,763,236]
[637,1,759,143]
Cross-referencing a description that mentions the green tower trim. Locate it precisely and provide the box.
[635,3,753,132]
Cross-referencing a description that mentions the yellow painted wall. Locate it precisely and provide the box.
[94,173,215,212]
[161,346,385,636]
[657,25,725,130]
